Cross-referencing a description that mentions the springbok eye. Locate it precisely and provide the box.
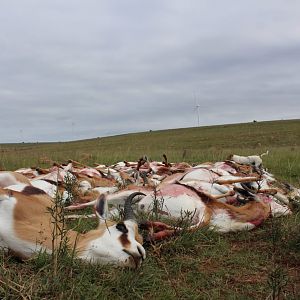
[116,223,128,233]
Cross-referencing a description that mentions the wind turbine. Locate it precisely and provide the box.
[195,104,201,127]
[193,92,201,127]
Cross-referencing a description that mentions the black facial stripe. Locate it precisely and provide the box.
[95,195,106,216]
[116,222,128,234]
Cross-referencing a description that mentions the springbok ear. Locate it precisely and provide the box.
[94,194,109,223]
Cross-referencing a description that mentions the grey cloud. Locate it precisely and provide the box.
[0,0,299,142]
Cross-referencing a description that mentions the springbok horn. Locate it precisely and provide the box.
[124,192,146,221]
[234,186,256,198]
[241,182,277,195]
[241,182,258,194]
[140,171,148,185]
[163,153,167,162]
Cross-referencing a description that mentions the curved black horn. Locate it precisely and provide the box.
[124,192,146,221]
[241,182,257,195]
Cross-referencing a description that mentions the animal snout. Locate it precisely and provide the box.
[123,246,145,268]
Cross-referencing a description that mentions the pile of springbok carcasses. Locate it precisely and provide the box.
[0,153,299,268]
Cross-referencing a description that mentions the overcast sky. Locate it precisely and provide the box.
[1,0,299,143]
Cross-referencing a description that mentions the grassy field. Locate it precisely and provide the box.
[1,119,300,183]
[0,119,300,299]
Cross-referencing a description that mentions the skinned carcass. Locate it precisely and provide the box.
[66,153,296,240]
[4,153,298,243]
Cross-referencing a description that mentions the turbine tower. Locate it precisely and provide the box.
[195,104,200,127]
[193,91,201,127]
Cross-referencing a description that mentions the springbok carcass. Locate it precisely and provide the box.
[14,162,114,203]
[7,153,298,243]
[66,180,290,238]
[66,180,277,239]
[136,154,297,238]
[65,154,296,240]
[137,182,274,235]
[0,187,145,268]
[13,163,76,200]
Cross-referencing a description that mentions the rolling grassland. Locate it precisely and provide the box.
[1,119,300,183]
[0,119,299,299]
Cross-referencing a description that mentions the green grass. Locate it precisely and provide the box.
[1,119,300,184]
[0,119,300,299]
[1,215,299,299]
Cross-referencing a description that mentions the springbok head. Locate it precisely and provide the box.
[83,193,146,268]
[0,188,146,268]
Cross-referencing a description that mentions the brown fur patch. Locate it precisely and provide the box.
[134,223,143,245]
[22,185,46,195]
[12,191,114,252]
[207,200,270,223]
[119,233,130,248]
[12,172,31,184]
[13,191,54,250]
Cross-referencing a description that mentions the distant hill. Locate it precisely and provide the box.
[1,119,300,184]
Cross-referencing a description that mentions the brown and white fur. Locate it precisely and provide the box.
[67,182,273,233]
[0,171,31,188]
[137,183,271,233]
[0,187,145,268]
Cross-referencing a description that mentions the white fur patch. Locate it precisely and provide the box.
[269,198,292,217]
[0,173,18,188]
[181,168,218,183]
[209,209,255,232]
[138,192,206,223]
[93,186,118,194]
[5,184,28,192]
[231,154,262,168]
[80,220,145,268]
[31,180,57,198]
[78,180,92,192]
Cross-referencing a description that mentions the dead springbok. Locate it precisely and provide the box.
[137,182,272,237]
[0,187,145,268]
